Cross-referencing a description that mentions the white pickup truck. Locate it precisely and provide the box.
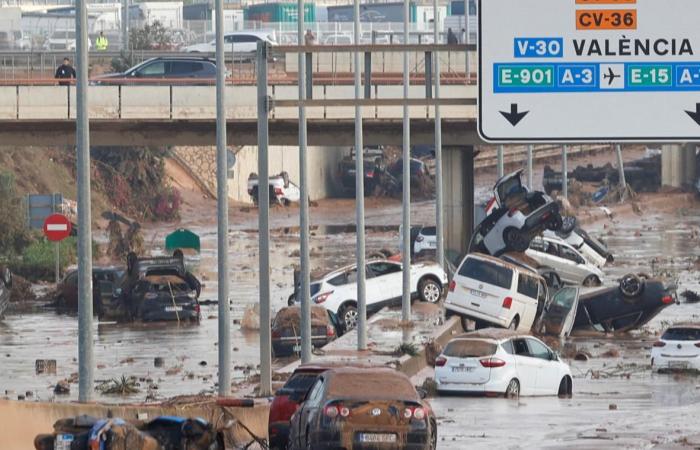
[247,171,301,206]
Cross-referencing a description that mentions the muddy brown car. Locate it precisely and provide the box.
[287,367,437,450]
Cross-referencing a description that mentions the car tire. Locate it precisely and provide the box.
[560,216,577,235]
[340,304,358,330]
[619,273,644,298]
[503,227,529,252]
[505,378,520,399]
[558,376,573,398]
[287,294,295,306]
[506,317,519,331]
[419,278,442,304]
[582,275,601,287]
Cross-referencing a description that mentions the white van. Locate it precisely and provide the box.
[445,253,547,332]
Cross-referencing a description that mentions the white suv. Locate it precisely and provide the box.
[296,260,448,330]
[445,253,547,332]
[526,236,604,286]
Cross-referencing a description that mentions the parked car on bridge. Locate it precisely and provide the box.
[93,57,225,85]
[44,29,91,51]
[183,30,277,60]
[0,266,11,318]
[435,329,573,398]
[287,367,437,450]
[473,170,562,256]
[291,260,447,330]
[651,324,700,373]
[526,235,604,286]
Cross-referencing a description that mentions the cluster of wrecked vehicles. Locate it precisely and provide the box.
[447,169,677,338]
[52,252,201,323]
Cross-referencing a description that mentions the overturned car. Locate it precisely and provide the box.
[473,170,562,256]
[99,252,201,323]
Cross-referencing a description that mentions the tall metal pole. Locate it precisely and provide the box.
[433,0,444,268]
[401,0,411,324]
[256,41,272,397]
[121,0,129,50]
[353,0,367,349]
[298,0,312,363]
[464,0,470,82]
[76,0,93,403]
[497,145,504,178]
[615,144,627,190]
[527,144,534,190]
[214,0,230,397]
[562,145,568,199]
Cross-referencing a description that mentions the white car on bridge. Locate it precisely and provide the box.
[292,260,447,330]
[183,31,276,60]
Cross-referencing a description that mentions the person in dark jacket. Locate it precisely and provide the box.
[447,28,458,45]
[55,57,76,86]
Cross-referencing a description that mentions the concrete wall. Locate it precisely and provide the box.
[228,145,349,203]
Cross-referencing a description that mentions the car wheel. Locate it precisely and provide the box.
[419,278,442,303]
[619,273,644,297]
[340,304,358,330]
[506,317,519,331]
[582,275,601,287]
[287,294,296,306]
[503,227,529,252]
[560,216,577,234]
[558,376,573,398]
[505,378,520,399]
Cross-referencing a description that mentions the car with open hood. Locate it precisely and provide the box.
[287,367,437,449]
[473,169,562,256]
[101,252,201,323]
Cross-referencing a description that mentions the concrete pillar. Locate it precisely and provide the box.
[662,144,697,188]
[443,146,474,262]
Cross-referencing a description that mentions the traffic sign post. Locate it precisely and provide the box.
[43,214,72,284]
[478,0,700,142]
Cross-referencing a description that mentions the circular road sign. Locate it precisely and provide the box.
[43,214,72,242]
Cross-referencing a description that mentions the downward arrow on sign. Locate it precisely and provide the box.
[685,103,700,126]
[500,103,529,127]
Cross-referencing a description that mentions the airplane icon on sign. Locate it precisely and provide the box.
[603,67,621,86]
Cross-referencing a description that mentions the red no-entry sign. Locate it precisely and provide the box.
[43,214,72,242]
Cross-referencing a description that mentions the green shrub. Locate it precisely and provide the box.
[12,237,78,281]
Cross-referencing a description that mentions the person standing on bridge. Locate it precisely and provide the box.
[96,31,109,51]
[55,57,76,86]
[447,28,458,45]
[304,29,316,46]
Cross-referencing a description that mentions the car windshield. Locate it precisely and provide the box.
[443,339,497,358]
[662,328,700,341]
[277,372,320,396]
[458,258,513,289]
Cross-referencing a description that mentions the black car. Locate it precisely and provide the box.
[537,275,677,336]
[105,252,201,322]
[337,147,386,195]
[54,267,125,314]
[93,57,220,85]
[0,266,11,318]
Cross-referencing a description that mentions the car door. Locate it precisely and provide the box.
[558,244,589,283]
[511,338,538,395]
[297,377,325,448]
[538,286,580,337]
[544,239,578,283]
[366,262,403,309]
[526,338,559,395]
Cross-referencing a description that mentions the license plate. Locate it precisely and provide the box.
[358,433,397,443]
[165,306,183,312]
[452,366,474,373]
[669,361,689,369]
[469,289,486,298]
[293,344,301,352]
[55,434,74,450]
